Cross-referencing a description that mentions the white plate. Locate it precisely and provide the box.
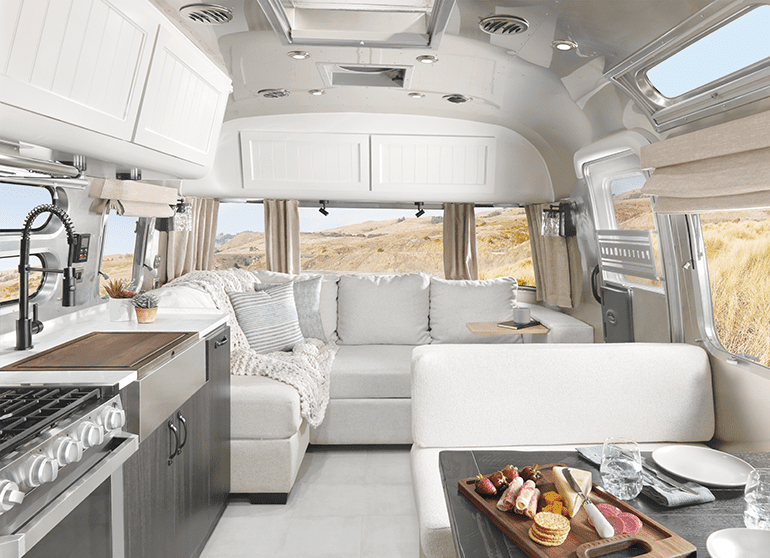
[707,528,770,558]
[652,446,754,487]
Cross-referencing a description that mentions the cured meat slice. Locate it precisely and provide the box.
[496,477,524,511]
[617,512,643,535]
[514,480,537,515]
[523,488,541,519]
[595,503,620,517]
[604,516,625,538]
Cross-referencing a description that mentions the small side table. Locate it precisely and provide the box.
[466,322,550,336]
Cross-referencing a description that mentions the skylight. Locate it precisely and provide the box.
[647,5,770,98]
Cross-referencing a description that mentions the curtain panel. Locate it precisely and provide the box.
[264,199,300,274]
[640,109,770,213]
[88,178,177,218]
[443,203,478,280]
[525,204,582,308]
[160,197,219,284]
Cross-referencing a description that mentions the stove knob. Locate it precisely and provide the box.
[77,422,104,449]
[98,407,126,431]
[22,455,59,487]
[0,480,24,513]
[50,437,84,466]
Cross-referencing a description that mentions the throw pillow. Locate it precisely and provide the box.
[228,283,304,354]
[336,273,431,345]
[255,276,327,342]
[429,276,518,343]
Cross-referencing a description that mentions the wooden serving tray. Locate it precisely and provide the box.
[458,464,696,558]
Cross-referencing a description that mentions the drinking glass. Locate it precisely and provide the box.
[600,437,643,500]
[744,468,770,529]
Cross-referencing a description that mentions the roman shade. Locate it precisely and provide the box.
[88,178,177,217]
[640,110,770,213]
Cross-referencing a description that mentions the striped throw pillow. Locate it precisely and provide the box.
[228,283,304,354]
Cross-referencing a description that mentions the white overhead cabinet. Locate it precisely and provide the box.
[0,0,155,140]
[134,27,230,162]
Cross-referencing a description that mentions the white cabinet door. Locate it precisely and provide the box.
[371,135,496,195]
[0,0,157,140]
[133,26,230,164]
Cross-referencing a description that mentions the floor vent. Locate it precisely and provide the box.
[479,15,529,35]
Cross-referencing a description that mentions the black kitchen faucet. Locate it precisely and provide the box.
[16,204,78,351]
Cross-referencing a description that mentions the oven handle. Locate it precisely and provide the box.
[0,432,138,558]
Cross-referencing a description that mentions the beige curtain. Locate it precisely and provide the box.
[88,178,177,217]
[443,203,478,280]
[640,109,770,213]
[160,197,219,283]
[264,199,300,274]
[525,204,582,308]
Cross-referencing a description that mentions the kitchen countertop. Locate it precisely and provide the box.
[0,305,228,389]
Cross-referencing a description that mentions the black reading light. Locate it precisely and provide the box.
[415,202,425,218]
[319,201,329,216]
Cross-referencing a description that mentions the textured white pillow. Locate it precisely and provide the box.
[429,276,518,343]
[146,284,217,308]
[337,273,430,345]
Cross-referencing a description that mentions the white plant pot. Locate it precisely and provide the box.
[109,298,135,322]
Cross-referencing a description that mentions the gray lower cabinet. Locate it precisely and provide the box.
[124,326,231,558]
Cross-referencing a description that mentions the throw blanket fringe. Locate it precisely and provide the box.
[168,269,335,427]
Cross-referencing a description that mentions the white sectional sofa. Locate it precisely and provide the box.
[153,271,594,503]
[409,343,715,558]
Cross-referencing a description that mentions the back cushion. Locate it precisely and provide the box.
[429,276,518,343]
[337,274,431,345]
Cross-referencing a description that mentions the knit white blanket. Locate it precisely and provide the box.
[168,269,335,427]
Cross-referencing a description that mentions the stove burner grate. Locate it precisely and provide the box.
[0,387,101,460]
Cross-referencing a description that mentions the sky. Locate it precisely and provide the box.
[4,5,765,258]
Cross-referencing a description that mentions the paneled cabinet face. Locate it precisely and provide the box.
[0,0,156,140]
[133,26,231,163]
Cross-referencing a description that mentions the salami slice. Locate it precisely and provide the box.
[604,515,625,537]
[617,512,643,535]
[595,503,620,517]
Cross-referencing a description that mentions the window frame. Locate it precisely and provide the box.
[0,184,55,233]
[0,253,48,307]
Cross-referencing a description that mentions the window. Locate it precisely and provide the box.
[699,210,770,368]
[647,5,770,98]
[0,254,45,305]
[100,214,138,296]
[299,207,443,274]
[475,207,535,286]
[0,184,54,232]
[213,202,265,271]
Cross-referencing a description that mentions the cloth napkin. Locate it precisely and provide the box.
[576,445,715,508]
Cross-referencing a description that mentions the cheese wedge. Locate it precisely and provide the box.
[552,467,593,518]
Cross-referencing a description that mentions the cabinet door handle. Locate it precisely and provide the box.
[176,411,188,455]
[214,335,228,349]
[168,420,180,466]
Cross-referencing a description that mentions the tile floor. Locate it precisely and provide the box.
[200,445,420,558]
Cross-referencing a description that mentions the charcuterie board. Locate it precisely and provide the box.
[457,464,696,558]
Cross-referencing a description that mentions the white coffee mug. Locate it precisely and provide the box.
[512,306,530,324]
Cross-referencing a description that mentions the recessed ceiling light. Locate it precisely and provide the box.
[408,92,425,99]
[552,40,577,51]
[287,51,310,60]
[416,55,438,64]
[308,89,325,96]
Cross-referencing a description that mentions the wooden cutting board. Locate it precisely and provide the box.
[1,331,196,371]
[458,464,696,558]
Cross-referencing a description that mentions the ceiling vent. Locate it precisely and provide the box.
[179,3,233,25]
[478,15,529,35]
[443,94,471,104]
[258,88,290,98]
[317,64,414,89]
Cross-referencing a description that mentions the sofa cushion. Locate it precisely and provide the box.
[230,374,302,439]
[429,276,518,343]
[146,284,218,309]
[228,284,304,354]
[337,274,431,345]
[256,276,326,342]
[331,345,416,398]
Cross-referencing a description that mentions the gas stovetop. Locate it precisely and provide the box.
[0,387,102,461]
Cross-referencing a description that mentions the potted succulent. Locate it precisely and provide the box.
[104,278,136,322]
[132,292,159,323]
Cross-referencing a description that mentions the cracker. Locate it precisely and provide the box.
[528,527,568,547]
[533,511,570,532]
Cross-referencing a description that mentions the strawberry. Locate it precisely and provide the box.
[489,471,506,491]
[474,474,497,497]
[520,464,542,483]
[501,465,518,483]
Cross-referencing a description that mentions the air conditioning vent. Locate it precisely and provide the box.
[179,3,233,25]
[258,89,290,98]
[478,15,529,35]
[443,94,471,104]
[317,64,414,89]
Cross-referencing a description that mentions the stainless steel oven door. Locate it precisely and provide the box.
[0,432,138,558]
